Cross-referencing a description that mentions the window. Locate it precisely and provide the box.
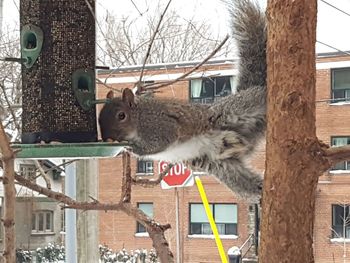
[137,203,153,233]
[61,210,65,233]
[332,68,350,103]
[331,137,350,170]
[19,164,36,180]
[32,210,54,234]
[137,160,154,174]
[332,205,350,238]
[190,76,235,104]
[189,203,237,235]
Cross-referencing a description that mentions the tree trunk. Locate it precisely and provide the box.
[0,123,16,262]
[259,1,324,262]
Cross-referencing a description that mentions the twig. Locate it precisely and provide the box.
[137,0,173,93]
[84,0,120,64]
[132,163,174,187]
[0,82,20,132]
[143,35,229,91]
[34,160,51,190]
[89,195,99,203]
[33,159,78,174]
[0,120,16,262]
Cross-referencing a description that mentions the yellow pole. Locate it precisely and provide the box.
[195,176,228,263]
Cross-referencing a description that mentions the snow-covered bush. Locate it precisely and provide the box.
[99,245,159,263]
[16,248,32,263]
[36,243,65,263]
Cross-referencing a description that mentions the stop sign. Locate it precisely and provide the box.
[159,161,194,189]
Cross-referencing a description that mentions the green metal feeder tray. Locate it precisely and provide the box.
[11,142,128,159]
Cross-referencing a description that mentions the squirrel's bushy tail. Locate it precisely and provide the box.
[228,0,266,91]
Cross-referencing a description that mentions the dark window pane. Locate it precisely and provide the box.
[333,205,344,225]
[216,223,225,235]
[32,214,36,231]
[137,223,146,233]
[333,69,350,90]
[332,225,342,238]
[215,77,232,97]
[332,205,350,238]
[201,79,215,98]
[137,160,153,174]
[202,223,212,235]
[225,224,237,235]
[38,213,44,231]
[190,223,202,234]
[333,90,346,100]
[190,76,233,104]
[46,213,51,230]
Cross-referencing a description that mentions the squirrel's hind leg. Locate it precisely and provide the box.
[189,156,262,201]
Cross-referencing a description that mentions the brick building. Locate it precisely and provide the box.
[314,52,350,263]
[97,53,350,263]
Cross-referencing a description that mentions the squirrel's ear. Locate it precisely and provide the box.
[122,88,136,108]
[106,91,114,99]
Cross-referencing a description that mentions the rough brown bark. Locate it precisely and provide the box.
[0,122,16,263]
[260,1,323,262]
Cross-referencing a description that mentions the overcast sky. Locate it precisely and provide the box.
[2,0,350,55]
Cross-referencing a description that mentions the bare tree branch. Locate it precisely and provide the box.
[325,145,350,165]
[0,83,20,132]
[34,160,51,190]
[14,171,174,262]
[137,0,173,93]
[132,163,174,187]
[143,35,229,91]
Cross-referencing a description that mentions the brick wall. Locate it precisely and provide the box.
[314,57,350,263]
[97,57,350,263]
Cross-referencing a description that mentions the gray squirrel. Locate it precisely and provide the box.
[99,0,266,200]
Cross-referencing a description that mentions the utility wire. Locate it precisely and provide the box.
[320,0,350,17]
[317,40,350,56]
[129,0,143,16]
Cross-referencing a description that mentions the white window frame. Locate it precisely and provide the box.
[136,203,153,234]
[189,203,238,236]
[190,76,235,104]
[19,164,36,180]
[331,68,350,104]
[32,210,54,234]
[332,204,350,239]
[330,137,350,173]
[136,160,154,175]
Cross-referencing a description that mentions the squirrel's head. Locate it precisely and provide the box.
[99,88,138,142]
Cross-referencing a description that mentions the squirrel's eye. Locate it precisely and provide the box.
[118,112,126,120]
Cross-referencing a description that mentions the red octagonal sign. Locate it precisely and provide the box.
[160,161,194,189]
